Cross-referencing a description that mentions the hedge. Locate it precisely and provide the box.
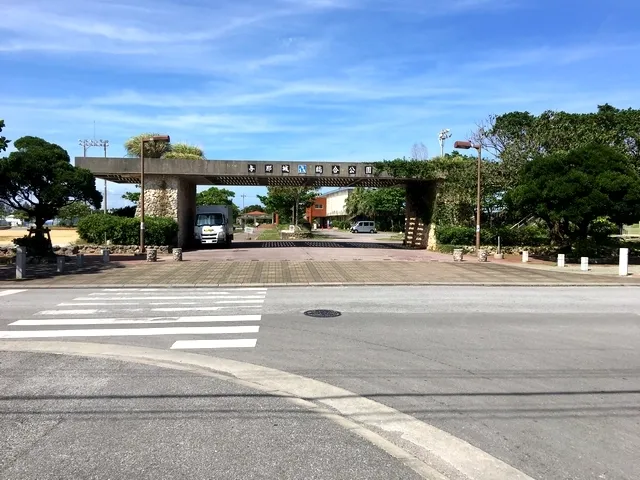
[436,225,550,246]
[77,213,178,246]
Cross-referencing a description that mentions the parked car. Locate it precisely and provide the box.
[350,221,377,233]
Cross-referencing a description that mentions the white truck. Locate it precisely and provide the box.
[194,205,234,247]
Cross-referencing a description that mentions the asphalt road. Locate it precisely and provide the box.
[1,286,640,479]
[1,351,419,480]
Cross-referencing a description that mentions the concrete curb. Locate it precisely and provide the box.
[2,281,640,289]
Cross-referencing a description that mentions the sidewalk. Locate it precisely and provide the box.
[2,256,639,287]
[493,254,640,276]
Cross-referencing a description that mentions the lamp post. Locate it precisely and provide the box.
[139,135,170,253]
[79,139,109,213]
[438,129,451,157]
[453,140,482,255]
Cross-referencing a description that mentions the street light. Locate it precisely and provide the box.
[438,129,451,157]
[139,135,170,253]
[453,140,482,255]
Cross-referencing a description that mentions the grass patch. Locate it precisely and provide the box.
[257,228,283,240]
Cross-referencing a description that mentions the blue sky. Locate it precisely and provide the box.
[1,0,640,209]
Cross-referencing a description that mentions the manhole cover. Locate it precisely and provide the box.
[304,309,342,318]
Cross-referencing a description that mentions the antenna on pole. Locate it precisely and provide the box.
[438,129,452,157]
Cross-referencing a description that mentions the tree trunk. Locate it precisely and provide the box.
[32,215,53,256]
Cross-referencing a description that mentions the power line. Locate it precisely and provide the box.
[78,138,109,213]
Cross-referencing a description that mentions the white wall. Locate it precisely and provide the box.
[325,190,350,217]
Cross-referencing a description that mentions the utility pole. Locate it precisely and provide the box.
[438,129,451,157]
[240,194,247,210]
[78,138,109,213]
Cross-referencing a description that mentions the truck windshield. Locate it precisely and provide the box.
[196,213,224,226]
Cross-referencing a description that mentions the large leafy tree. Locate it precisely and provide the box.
[241,204,265,214]
[0,119,9,153]
[0,136,102,249]
[196,187,240,219]
[473,104,640,189]
[346,187,406,231]
[506,144,640,245]
[57,201,94,226]
[122,191,140,204]
[258,187,317,224]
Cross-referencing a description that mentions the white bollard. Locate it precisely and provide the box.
[56,256,65,273]
[619,248,629,276]
[101,248,110,263]
[15,246,26,280]
[76,253,84,268]
[581,257,589,271]
[557,254,565,268]
[522,250,529,263]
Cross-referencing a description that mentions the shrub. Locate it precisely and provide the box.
[436,225,550,246]
[436,225,474,245]
[332,220,352,230]
[77,213,178,245]
[12,234,54,256]
[589,217,619,241]
[110,206,137,218]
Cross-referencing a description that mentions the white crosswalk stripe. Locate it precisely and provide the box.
[0,289,27,297]
[0,288,267,350]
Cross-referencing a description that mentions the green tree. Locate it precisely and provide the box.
[258,187,317,224]
[345,187,375,219]
[428,152,507,228]
[346,188,406,231]
[196,187,240,218]
[0,119,9,152]
[122,191,140,204]
[506,144,640,245]
[473,104,640,189]
[0,136,102,251]
[241,204,265,214]
[57,201,93,226]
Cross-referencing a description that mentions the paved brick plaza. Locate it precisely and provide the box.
[2,255,639,287]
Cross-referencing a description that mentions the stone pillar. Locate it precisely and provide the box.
[76,253,84,268]
[101,248,110,263]
[178,178,196,249]
[403,180,438,249]
[135,175,196,249]
[477,249,488,262]
[173,248,183,261]
[15,246,26,279]
[453,248,464,261]
[147,248,158,262]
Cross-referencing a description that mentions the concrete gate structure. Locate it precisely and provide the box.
[75,157,440,249]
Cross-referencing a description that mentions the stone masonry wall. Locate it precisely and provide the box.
[135,175,196,247]
[135,175,180,219]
